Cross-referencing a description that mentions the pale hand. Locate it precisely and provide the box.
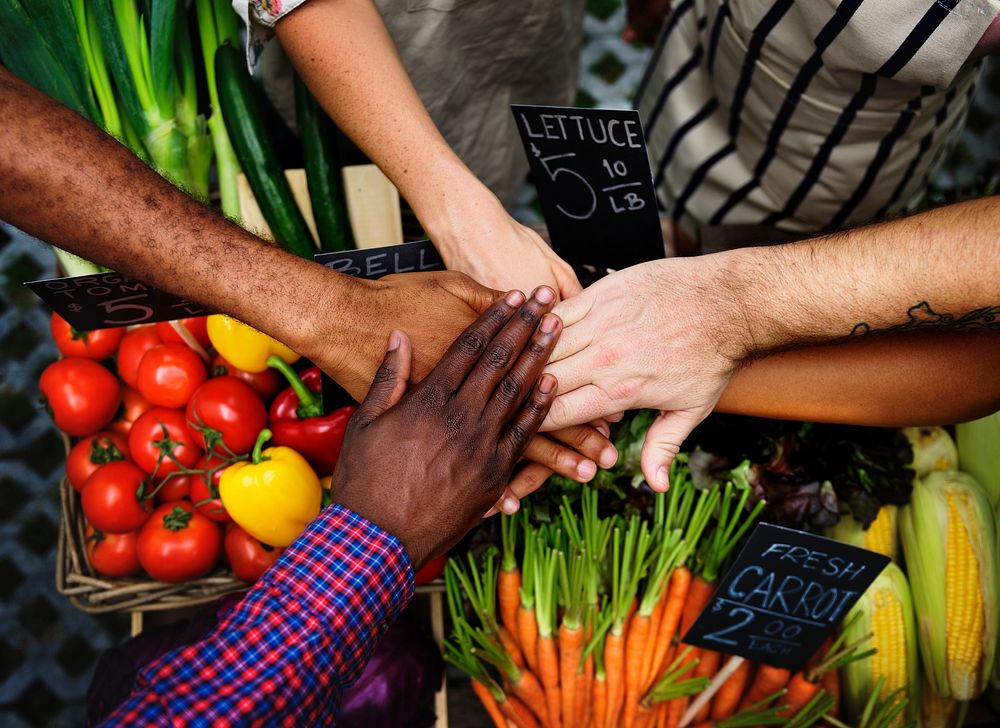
[542,257,747,490]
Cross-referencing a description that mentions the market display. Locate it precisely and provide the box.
[446,417,1000,727]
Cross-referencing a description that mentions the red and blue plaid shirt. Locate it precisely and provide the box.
[102,505,414,726]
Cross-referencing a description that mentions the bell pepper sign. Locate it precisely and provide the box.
[681,523,889,671]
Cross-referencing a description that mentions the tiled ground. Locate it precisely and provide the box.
[1,1,997,725]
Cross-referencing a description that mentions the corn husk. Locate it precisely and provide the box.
[956,411,1000,510]
[900,470,998,699]
[903,426,958,478]
[827,505,899,562]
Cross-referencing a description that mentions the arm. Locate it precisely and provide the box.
[270,0,582,298]
[544,196,1000,489]
[0,66,612,485]
[104,283,562,724]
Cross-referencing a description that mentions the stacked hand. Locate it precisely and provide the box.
[330,288,563,569]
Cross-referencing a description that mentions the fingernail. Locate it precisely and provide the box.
[501,496,520,515]
[540,313,558,333]
[484,507,499,518]
[505,289,525,306]
[577,460,597,481]
[600,446,618,469]
[656,465,670,490]
[534,286,555,304]
[387,330,401,352]
[538,374,555,394]
[596,423,610,438]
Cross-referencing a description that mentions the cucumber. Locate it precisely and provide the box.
[294,74,355,252]
[214,42,314,259]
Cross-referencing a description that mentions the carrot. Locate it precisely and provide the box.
[509,668,549,725]
[603,630,626,726]
[559,623,583,728]
[821,667,840,718]
[499,626,526,670]
[776,672,820,717]
[649,566,691,682]
[690,646,721,722]
[623,609,654,728]
[639,594,666,689]
[737,664,791,711]
[473,679,507,728]
[538,634,562,728]
[518,606,539,674]
[665,695,684,728]
[634,702,656,728]
[709,657,752,720]
[579,637,594,727]
[499,569,522,646]
[518,515,540,675]
[655,701,669,728]
[593,673,608,728]
[502,693,541,728]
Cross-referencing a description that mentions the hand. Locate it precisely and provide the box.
[431,193,583,301]
[329,289,561,569]
[623,0,673,45]
[306,273,614,488]
[542,258,748,490]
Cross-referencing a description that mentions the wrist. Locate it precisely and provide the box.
[409,162,504,252]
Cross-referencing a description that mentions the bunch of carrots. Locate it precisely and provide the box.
[445,459,879,728]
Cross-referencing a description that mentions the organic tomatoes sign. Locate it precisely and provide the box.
[512,104,664,270]
[681,523,889,670]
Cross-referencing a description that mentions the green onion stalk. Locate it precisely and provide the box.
[195,0,243,219]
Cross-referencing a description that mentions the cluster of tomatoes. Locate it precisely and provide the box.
[45,314,302,584]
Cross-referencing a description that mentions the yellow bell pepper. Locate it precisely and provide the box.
[206,314,300,373]
[220,429,321,547]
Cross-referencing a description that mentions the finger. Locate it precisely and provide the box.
[507,463,555,500]
[640,408,709,491]
[419,289,525,397]
[463,286,557,407]
[606,411,626,423]
[482,310,561,425]
[550,424,618,470]
[539,384,617,432]
[591,419,611,438]
[442,274,504,314]
[556,264,584,299]
[353,331,412,427]
[500,374,558,465]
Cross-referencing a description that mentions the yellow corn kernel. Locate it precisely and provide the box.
[865,505,898,562]
[944,492,985,697]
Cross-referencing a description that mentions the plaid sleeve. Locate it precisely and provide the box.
[100,505,414,727]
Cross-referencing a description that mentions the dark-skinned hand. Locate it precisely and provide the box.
[329,287,562,570]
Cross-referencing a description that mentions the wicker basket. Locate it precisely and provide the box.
[55,436,249,613]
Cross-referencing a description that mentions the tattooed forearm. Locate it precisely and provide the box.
[850,302,1000,336]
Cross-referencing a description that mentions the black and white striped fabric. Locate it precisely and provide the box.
[636,0,997,235]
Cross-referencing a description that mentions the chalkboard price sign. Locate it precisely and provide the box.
[512,104,664,271]
[25,271,209,331]
[314,239,443,277]
[682,523,890,670]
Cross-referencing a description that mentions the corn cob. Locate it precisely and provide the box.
[841,562,918,727]
[900,470,998,699]
[826,505,898,562]
[920,675,960,728]
[903,426,958,478]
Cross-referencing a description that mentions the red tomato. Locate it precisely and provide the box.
[136,343,207,408]
[185,377,266,456]
[188,454,232,523]
[224,524,283,582]
[211,354,282,402]
[137,501,222,582]
[153,473,191,503]
[415,553,447,586]
[81,461,151,534]
[156,317,211,350]
[117,326,162,388]
[50,314,125,360]
[128,407,201,477]
[66,431,130,492]
[109,386,153,437]
[40,358,121,436]
[86,526,141,578]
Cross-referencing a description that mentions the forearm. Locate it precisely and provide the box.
[0,66,370,377]
[722,197,1000,358]
[275,0,493,238]
[718,331,1000,426]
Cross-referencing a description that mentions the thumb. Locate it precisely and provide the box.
[444,273,503,314]
[640,409,707,491]
[355,330,412,427]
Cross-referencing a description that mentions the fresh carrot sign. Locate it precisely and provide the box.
[681,523,889,671]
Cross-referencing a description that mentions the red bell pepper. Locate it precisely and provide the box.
[267,356,356,475]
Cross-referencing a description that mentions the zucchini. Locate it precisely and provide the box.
[294,74,355,252]
[214,42,314,258]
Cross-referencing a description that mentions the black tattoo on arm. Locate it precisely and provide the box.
[851,302,1000,336]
